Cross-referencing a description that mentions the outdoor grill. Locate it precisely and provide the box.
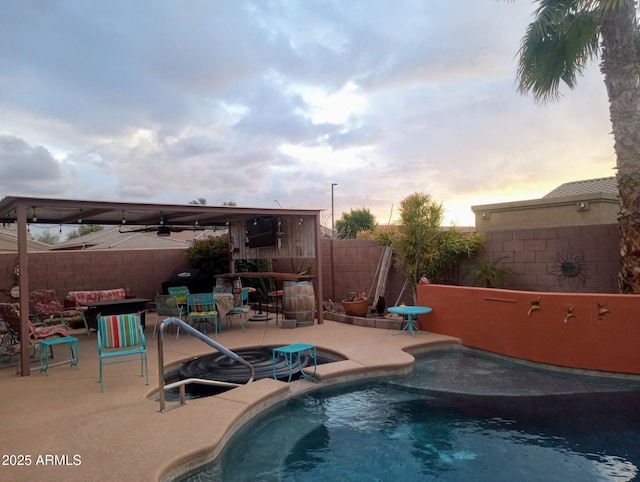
[161,268,213,295]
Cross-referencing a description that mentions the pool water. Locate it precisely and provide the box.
[183,350,640,481]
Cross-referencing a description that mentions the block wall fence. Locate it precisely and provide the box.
[272,239,413,305]
[0,249,187,302]
[477,224,620,293]
[0,222,622,304]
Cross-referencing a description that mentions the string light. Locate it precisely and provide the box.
[121,210,127,224]
[31,207,37,223]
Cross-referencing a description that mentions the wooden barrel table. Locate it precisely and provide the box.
[282,281,315,327]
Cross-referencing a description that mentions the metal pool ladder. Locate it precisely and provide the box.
[156,317,255,412]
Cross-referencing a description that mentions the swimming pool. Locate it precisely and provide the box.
[183,350,640,481]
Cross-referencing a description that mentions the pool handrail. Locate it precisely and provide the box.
[157,316,255,412]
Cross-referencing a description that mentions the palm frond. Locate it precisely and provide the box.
[517,0,600,103]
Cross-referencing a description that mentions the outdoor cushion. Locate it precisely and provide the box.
[28,321,69,339]
[30,289,85,325]
[98,289,127,301]
[66,288,127,309]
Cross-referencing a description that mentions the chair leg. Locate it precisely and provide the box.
[99,360,104,392]
[208,317,217,337]
[81,314,89,336]
[152,313,159,339]
[141,353,149,385]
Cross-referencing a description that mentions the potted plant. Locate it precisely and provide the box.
[342,291,369,317]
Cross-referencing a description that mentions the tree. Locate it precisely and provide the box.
[66,225,104,240]
[189,198,207,205]
[392,193,443,303]
[335,208,376,238]
[36,231,59,245]
[391,193,484,301]
[515,0,640,293]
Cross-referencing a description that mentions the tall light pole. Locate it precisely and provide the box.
[331,183,338,237]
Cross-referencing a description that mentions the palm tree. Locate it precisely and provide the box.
[516,0,640,293]
[335,208,376,239]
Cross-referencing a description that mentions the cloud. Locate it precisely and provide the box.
[0,0,616,226]
[0,135,73,195]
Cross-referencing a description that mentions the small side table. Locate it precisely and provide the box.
[39,336,79,375]
[272,343,317,382]
[387,305,432,337]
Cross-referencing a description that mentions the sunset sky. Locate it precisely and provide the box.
[0,1,615,229]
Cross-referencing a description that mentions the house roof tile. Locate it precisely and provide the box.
[543,176,617,198]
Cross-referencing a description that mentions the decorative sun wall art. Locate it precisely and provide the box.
[551,249,592,289]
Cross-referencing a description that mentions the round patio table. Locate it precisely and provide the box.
[387,305,432,337]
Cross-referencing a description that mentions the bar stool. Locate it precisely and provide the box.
[267,290,283,324]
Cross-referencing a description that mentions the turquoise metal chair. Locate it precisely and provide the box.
[226,288,249,331]
[152,295,183,339]
[167,287,190,339]
[186,293,220,336]
[96,313,148,392]
[167,286,190,306]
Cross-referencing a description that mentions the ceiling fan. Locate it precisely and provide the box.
[119,225,186,237]
[118,217,206,237]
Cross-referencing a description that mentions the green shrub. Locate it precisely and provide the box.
[185,235,231,275]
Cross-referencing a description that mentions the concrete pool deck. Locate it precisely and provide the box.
[0,316,460,482]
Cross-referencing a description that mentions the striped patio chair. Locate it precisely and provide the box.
[96,312,148,392]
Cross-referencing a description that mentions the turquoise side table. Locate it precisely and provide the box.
[39,336,79,375]
[387,305,432,337]
[272,343,317,382]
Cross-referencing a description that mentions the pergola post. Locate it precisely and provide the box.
[314,212,324,324]
[16,202,30,376]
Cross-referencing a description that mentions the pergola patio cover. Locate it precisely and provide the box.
[0,196,324,376]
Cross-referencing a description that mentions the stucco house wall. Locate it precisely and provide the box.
[472,193,618,230]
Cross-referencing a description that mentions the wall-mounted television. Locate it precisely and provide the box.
[246,216,277,249]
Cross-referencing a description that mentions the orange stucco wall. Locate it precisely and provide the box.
[417,284,640,375]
